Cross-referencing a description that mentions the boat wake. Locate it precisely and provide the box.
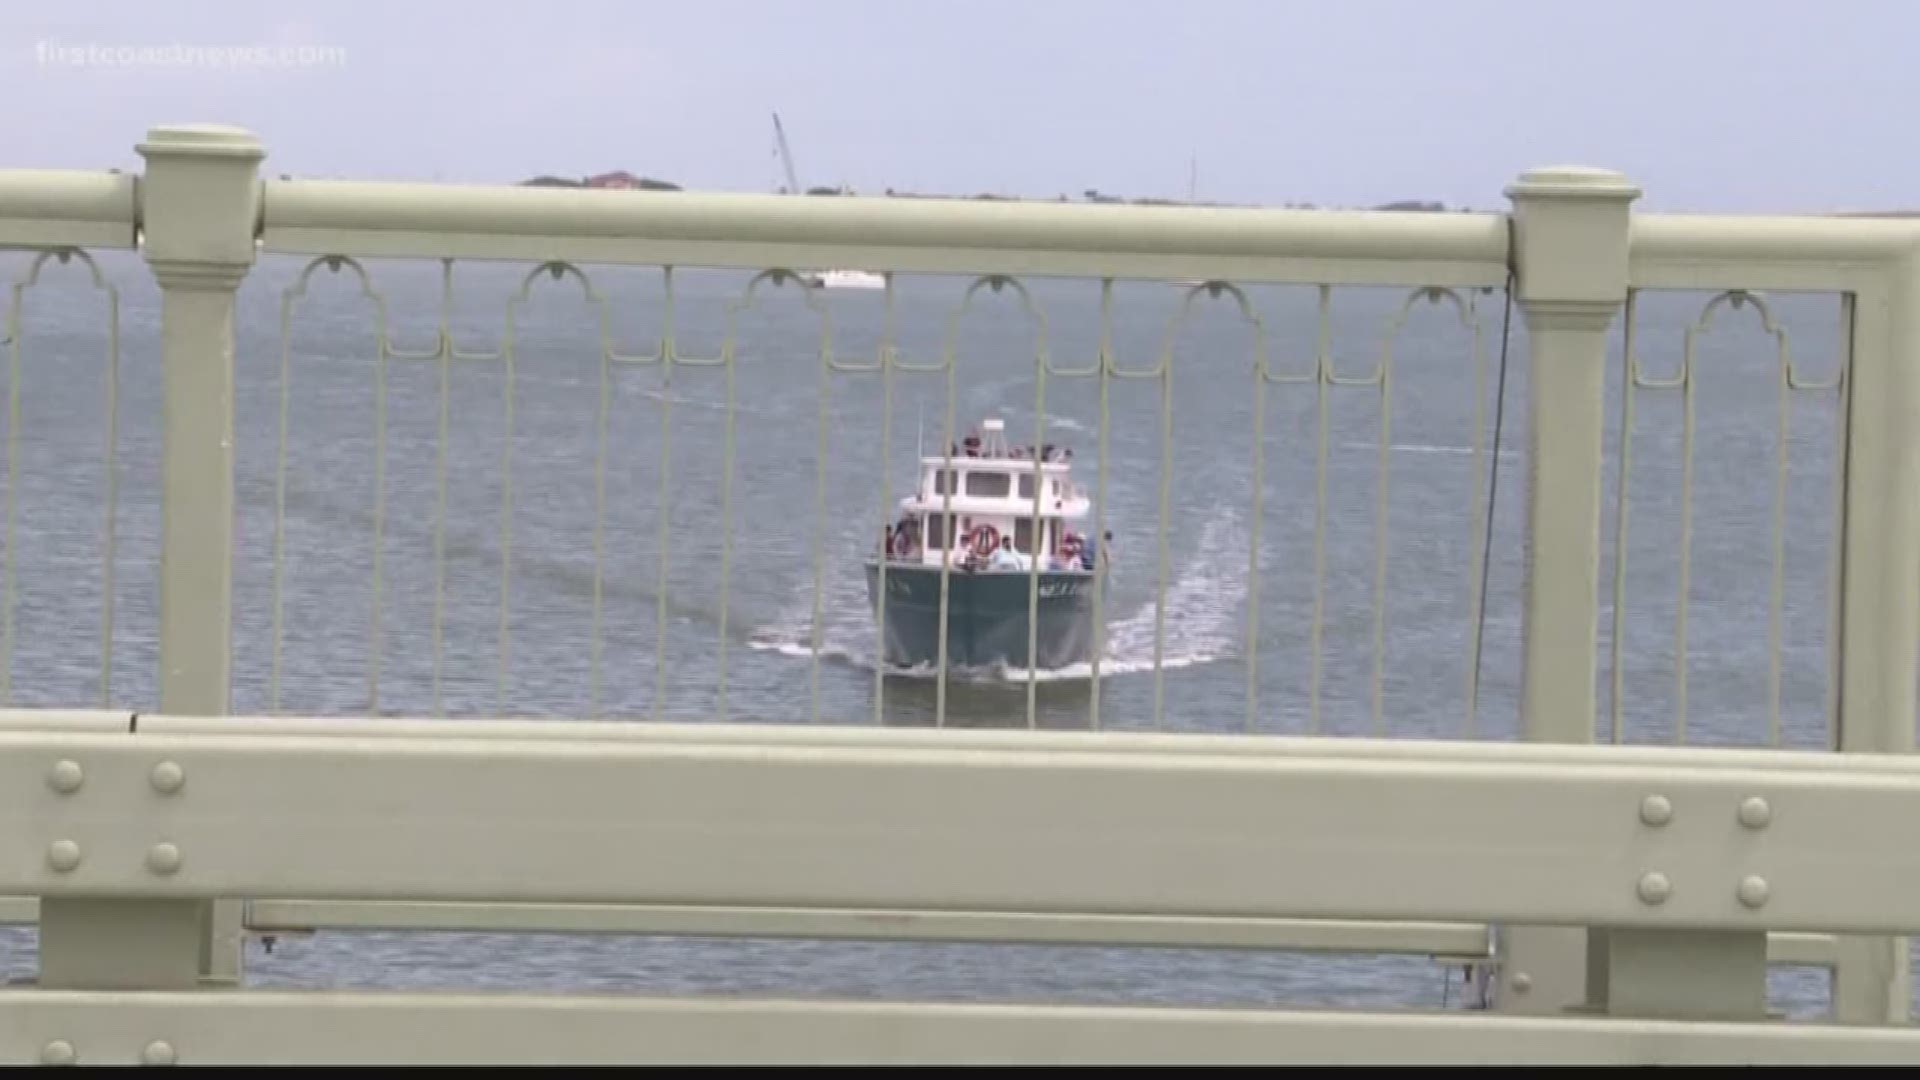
[1338,441,1520,460]
[745,505,1259,684]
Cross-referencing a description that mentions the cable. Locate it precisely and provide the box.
[1469,268,1516,732]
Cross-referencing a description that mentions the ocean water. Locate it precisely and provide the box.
[0,247,1880,1017]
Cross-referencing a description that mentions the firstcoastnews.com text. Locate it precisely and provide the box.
[35,40,348,70]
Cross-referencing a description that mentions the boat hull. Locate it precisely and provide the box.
[863,561,1098,672]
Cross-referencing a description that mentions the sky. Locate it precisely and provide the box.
[3,0,1916,213]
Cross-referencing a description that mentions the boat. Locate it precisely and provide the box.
[806,268,886,290]
[864,417,1105,673]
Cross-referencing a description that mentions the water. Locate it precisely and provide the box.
[0,248,1874,1016]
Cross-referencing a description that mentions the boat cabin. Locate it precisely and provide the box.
[886,418,1093,571]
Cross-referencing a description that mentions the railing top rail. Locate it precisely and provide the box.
[256,177,1511,286]
[11,162,1918,293]
[0,169,138,250]
[1629,211,1920,291]
[8,162,1920,291]
[5,709,1917,774]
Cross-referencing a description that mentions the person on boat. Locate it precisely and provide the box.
[1081,530,1112,572]
[990,535,1026,572]
[1060,533,1083,571]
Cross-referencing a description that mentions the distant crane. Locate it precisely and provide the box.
[772,112,802,196]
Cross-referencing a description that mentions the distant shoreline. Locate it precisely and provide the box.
[514,173,1462,213]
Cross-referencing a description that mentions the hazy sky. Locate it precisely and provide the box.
[4,0,1916,213]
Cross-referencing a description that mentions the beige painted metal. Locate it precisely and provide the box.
[4,990,1919,1065]
[89,712,1920,776]
[0,710,133,734]
[246,901,1492,956]
[1764,932,1841,968]
[36,900,204,991]
[1629,201,1918,1050]
[134,124,266,989]
[6,727,1920,934]
[0,891,1843,969]
[1585,929,1770,1021]
[237,902,1840,969]
[1630,213,1920,291]
[0,170,137,249]
[1497,166,1640,1015]
[258,178,1509,286]
[1826,254,1920,1023]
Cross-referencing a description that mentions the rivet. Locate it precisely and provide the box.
[142,1040,177,1066]
[1510,971,1533,993]
[1638,794,1673,827]
[146,842,182,876]
[40,1039,75,1065]
[46,839,82,873]
[150,760,185,795]
[1738,797,1771,829]
[47,760,84,794]
[1637,871,1672,905]
[1738,875,1771,909]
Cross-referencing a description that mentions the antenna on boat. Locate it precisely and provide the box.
[916,399,924,460]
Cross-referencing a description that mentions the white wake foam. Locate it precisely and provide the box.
[1339,441,1520,459]
[746,518,876,663]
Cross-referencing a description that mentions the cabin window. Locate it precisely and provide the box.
[1014,518,1035,554]
[1018,474,1034,499]
[932,470,958,496]
[925,513,957,550]
[967,472,1010,498]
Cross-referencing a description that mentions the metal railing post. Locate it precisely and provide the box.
[138,123,263,986]
[1829,252,1920,1024]
[1494,166,1640,1015]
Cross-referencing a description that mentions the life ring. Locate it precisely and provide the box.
[969,525,999,559]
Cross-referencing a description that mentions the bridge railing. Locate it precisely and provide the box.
[2,124,1919,1060]
[6,711,1920,1062]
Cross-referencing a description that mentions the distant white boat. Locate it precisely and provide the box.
[808,269,886,290]
[771,114,888,292]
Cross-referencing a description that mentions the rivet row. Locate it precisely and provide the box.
[35,1039,178,1066]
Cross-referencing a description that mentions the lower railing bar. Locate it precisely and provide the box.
[0,897,1846,968]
